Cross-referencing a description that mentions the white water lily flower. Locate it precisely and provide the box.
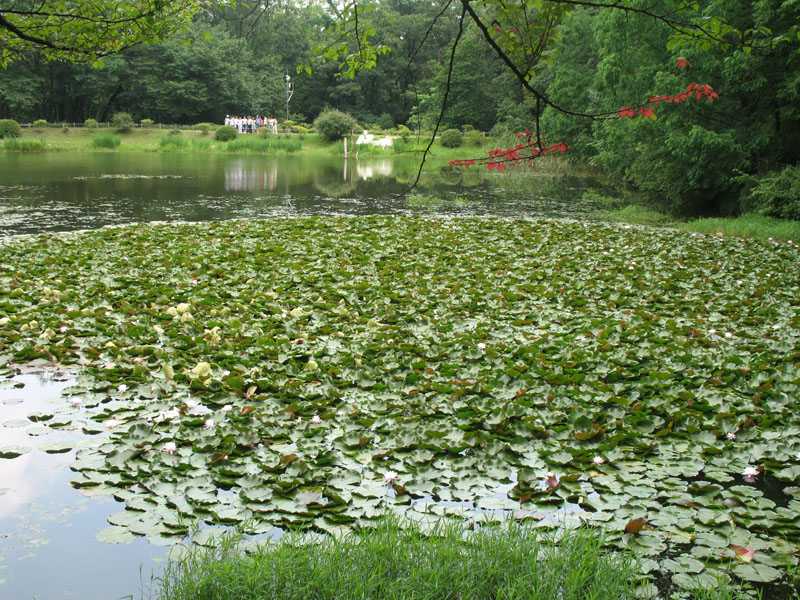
[383,471,398,484]
[117,384,128,394]
[296,416,303,424]
[727,432,737,441]
[311,414,322,424]
[104,419,123,429]
[742,465,759,482]
[222,404,233,412]
[725,332,733,339]
[592,456,605,465]
[163,442,177,454]
[477,342,486,350]
[185,399,198,409]
[203,419,216,429]
[68,398,82,407]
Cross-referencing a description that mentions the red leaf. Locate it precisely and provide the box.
[677,57,691,69]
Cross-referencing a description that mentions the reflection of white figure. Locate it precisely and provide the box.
[356,160,393,180]
[374,137,393,149]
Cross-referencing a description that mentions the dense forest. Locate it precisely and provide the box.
[1,0,798,217]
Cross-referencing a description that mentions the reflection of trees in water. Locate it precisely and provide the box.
[224,160,279,191]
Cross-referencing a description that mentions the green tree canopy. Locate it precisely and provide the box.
[0,0,202,67]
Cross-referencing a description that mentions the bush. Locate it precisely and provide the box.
[214,125,237,142]
[91,133,121,149]
[4,137,46,151]
[314,109,358,142]
[0,119,21,139]
[33,119,47,128]
[396,124,411,143]
[378,113,394,131]
[140,118,154,128]
[291,124,308,136]
[440,128,463,148]
[84,118,98,128]
[738,165,800,221]
[112,112,134,133]
[464,130,484,147]
[196,123,212,135]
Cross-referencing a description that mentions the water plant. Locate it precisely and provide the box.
[0,217,798,593]
[90,133,121,149]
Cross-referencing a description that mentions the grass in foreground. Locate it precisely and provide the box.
[155,519,641,600]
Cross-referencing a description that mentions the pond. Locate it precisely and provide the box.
[0,152,617,235]
[0,152,622,599]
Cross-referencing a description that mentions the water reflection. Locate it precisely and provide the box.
[0,153,621,236]
[0,371,167,599]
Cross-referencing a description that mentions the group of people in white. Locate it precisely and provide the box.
[224,115,279,134]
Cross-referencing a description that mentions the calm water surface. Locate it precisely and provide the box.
[0,152,618,599]
[0,152,617,235]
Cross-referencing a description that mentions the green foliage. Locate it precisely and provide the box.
[0,119,21,138]
[225,135,301,153]
[84,118,98,128]
[439,128,463,148]
[196,123,212,135]
[169,129,182,136]
[291,124,309,135]
[160,135,189,151]
[112,112,134,133]
[463,130,484,147]
[0,0,203,67]
[396,124,411,142]
[737,165,800,221]
[214,125,238,142]
[377,112,394,130]
[3,137,45,151]
[156,519,640,600]
[33,119,47,128]
[141,119,154,128]
[680,213,800,241]
[314,109,358,142]
[90,133,121,149]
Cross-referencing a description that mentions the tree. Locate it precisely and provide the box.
[0,0,202,67]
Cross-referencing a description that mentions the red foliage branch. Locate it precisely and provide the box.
[450,59,719,171]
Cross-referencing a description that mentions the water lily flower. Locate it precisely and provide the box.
[311,414,322,424]
[725,332,733,339]
[203,419,216,429]
[68,398,82,407]
[117,384,128,394]
[59,325,68,333]
[477,342,486,350]
[104,419,123,429]
[592,456,605,465]
[185,399,198,409]
[544,472,559,491]
[162,442,177,454]
[742,465,759,482]
[727,432,737,441]
[383,471,398,484]
[708,329,717,335]
[296,416,303,424]
[222,404,233,412]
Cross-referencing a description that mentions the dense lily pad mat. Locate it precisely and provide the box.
[1,217,799,591]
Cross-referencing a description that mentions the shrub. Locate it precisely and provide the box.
[440,128,463,148]
[169,129,182,136]
[160,135,189,150]
[0,119,21,138]
[84,118,98,128]
[214,125,237,142]
[738,165,800,221]
[464,129,484,147]
[91,133,121,149]
[396,124,411,143]
[140,118,154,128]
[314,109,358,142]
[33,119,47,128]
[196,123,212,135]
[291,124,308,136]
[4,137,46,151]
[112,112,134,133]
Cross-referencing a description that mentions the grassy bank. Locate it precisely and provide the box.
[157,519,641,600]
[1,125,499,161]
